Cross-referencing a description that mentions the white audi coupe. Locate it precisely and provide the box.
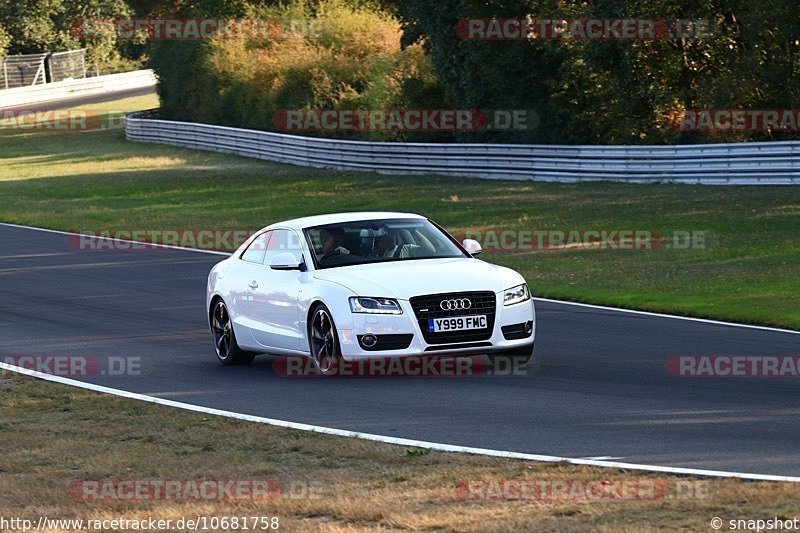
[206,212,535,374]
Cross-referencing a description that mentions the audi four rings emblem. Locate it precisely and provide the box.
[440,298,472,311]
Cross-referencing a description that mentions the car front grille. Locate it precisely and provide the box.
[409,291,497,344]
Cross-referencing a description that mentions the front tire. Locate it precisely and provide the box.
[308,303,341,376]
[211,300,254,366]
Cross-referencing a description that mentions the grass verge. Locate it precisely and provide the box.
[1,373,799,532]
[0,94,798,331]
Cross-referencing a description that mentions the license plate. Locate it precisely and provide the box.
[428,315,487,333]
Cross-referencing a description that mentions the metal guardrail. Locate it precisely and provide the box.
[125,112,800,185]
[0,70,156,109]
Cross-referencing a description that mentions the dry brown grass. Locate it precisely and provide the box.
[1,373,799,532]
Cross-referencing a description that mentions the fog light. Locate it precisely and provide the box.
[361,334,378,348]
[525,321,533,333]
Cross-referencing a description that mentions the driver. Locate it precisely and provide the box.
[320,227,350,258]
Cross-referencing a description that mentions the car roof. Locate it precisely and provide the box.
[265,212,426,232]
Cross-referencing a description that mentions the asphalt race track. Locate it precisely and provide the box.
[1,223,799,477]
[1,86,156,114]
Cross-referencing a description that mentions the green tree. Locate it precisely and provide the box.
[0,0,74,53]
[389,0,800,143]
[387,0,578,143]
[0,0,133,71]
[0,24,10,58]
[63,0,133,71]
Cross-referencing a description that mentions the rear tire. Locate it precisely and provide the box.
[211,300,255,366]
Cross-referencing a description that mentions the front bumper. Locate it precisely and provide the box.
[336,293,535,361]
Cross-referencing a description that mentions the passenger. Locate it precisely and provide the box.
[381,229,419,258]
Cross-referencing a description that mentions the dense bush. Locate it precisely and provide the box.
[150,0,446,141]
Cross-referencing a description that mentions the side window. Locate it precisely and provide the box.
[241,231,272,264]
[263,229,304,266]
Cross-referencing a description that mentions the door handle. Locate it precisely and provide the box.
[248,281,259,289]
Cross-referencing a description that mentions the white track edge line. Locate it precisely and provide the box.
[3,362,799,483]
[532,297,800,336]
[2,220,797,335]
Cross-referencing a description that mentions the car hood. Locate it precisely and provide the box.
[312,257,524,299]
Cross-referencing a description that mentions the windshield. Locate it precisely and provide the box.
[305,218,467,269]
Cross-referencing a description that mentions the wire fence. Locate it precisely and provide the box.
[2,52,48,89]
[47,49,87,83]
[1,49,86,89]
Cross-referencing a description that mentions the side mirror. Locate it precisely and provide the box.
[462,239,482,256]
[270,252,304,271]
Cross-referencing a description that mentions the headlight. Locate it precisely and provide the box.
[349,297,403,315]
[504,284,530,306]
